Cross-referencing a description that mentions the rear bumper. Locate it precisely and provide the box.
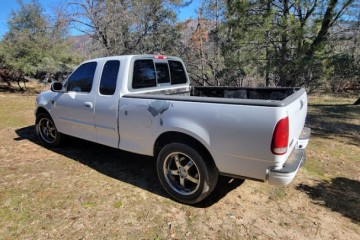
[267,149,306,186]
[267,127,311,186]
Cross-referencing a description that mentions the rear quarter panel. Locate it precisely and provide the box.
[119,97,288,181]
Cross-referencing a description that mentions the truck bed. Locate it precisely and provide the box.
[126,86,304,107]
[192,87,298,100]
[120,85,308,183]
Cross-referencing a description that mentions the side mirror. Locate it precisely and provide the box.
[51,81,64,92]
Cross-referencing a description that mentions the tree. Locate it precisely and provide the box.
[179,0,230,86]
[222,1,273,86]
[0,0,80,78]
[325,2,360,92]
[224,0,359,88]
[66,0,191,57]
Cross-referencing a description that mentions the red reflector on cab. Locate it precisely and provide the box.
[154,55,167,60]
[271,117,289,155]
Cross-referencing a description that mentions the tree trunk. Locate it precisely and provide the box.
[306,0,338,58]
[279,0,289,87]
[265,0,271,87]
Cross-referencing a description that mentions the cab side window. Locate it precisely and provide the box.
[100,60,120,95]
[67,62,97,93]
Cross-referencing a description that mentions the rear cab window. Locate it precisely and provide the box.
[132,60,157,89]
[131,57,188,90]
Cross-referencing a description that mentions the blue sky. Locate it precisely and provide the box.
[0,0,201,39]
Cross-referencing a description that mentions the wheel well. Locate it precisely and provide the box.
[36,107,49,117]
[154,131,216,166]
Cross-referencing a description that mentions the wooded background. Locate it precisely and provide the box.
[0,0,359,92]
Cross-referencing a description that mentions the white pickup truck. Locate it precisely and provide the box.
[35,55,310,204]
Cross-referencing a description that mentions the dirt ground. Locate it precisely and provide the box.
[0,90,359,239]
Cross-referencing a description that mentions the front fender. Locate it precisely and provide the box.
[35,90,57,116]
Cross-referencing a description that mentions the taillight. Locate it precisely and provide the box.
[271,116,289,155]
[154,55,167,59]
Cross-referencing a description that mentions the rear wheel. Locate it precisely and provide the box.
[35,113,62,147]
[157,143,218,204]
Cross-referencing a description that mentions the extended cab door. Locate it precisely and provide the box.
[52,62,98,142]
[94,60,121,148]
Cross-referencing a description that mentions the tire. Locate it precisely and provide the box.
[35,112,62,147]
[157,143,218,204]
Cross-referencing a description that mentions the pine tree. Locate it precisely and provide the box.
[0,0,80,77]
[223,0,358,88]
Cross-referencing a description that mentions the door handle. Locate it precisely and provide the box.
[84,102,93,108]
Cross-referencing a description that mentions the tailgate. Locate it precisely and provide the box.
[285,90,308,154]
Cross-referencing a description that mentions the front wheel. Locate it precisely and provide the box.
[157,143,218,204]
[35,112,62,147]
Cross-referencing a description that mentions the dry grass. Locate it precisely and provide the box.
[305,94,360,178]
[0,87,359,239]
